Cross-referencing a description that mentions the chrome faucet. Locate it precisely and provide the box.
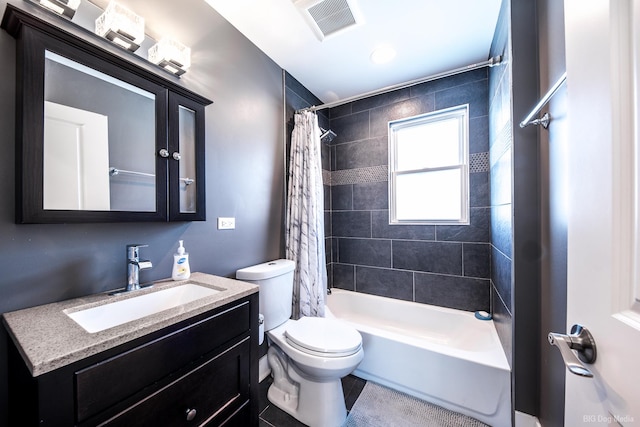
[126,244,153,292]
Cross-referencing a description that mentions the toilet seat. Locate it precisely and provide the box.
[284,317,362,358]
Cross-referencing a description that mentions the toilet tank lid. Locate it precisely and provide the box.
[236,259,295,280]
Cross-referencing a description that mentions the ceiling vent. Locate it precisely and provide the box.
[293,0,363,41]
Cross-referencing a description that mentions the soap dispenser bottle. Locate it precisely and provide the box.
[172,240,191,280]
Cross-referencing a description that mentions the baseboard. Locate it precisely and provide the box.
[515,411,541,427]
[259,354,271,382]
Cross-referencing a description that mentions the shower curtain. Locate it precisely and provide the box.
[286,111,327,319]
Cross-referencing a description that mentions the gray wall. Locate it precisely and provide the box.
[537,0,568,425]
[490,0,541,418]
[511,0,541,417]
[0,0,285,423]
[326,69,491,313]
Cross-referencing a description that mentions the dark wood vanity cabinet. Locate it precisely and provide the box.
[6,294,259,426]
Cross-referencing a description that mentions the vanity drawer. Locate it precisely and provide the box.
[102,337,250,427]
[75,301,250,423]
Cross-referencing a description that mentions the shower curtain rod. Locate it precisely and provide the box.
[297,55,502,114]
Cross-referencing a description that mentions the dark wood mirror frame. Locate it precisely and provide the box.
[1,3,212,223]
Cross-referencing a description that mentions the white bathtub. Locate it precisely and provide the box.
[326,289,511,427]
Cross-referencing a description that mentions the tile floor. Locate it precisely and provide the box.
[258,375,367,427]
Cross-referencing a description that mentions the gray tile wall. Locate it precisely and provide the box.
[326,69,491,313]
[489,0,514,368]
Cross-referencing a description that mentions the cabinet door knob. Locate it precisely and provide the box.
[172,152,182,161]
[158,149,170,158]
[185,408,197,421]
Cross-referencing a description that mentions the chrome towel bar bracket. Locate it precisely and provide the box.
[520,72,567,129]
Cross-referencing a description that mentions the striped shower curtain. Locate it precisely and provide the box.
[286,111,327,318]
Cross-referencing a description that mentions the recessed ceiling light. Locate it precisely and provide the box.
[370,44,396,64]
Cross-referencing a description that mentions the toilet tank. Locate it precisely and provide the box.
[236,259,295,331]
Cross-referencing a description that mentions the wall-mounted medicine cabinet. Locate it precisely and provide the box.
[1,4,212,223]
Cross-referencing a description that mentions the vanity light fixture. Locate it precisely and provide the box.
[148,38,191,76]
[95,1,145,52]
[36,0,81,19]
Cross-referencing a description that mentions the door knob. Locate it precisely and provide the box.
[548,324,597,378]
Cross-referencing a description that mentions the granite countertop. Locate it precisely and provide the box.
[2,272,258,377]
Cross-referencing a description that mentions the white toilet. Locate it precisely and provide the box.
[236,259,363,427]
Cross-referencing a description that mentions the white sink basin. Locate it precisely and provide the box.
[65,283,222,333]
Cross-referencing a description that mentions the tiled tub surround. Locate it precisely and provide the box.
[325,69,491,313]
[2,273,258,376]
[489,0,514,369]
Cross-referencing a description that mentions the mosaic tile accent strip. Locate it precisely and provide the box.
[470,152,490,173]
[331,165,388,186]
[322,169,331,186]
[326,157,488,186]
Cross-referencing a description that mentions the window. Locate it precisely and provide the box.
[389,105,469,225]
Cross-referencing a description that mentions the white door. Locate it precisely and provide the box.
[563,0,640,424]
[43,101,111,210]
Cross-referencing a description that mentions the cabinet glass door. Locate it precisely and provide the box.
[168,92,206,221]
[178,105,197,213]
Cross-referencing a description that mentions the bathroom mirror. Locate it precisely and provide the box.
[2,4,211,223]
[43,51,157,212]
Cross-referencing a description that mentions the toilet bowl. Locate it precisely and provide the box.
[235,259,363,427]
[266,317,363,427]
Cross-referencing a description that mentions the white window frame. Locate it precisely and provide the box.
[388,104,470,225]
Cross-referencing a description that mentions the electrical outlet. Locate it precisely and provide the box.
[217,217,235,230]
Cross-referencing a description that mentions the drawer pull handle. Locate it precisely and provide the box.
[185,408,197,421]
